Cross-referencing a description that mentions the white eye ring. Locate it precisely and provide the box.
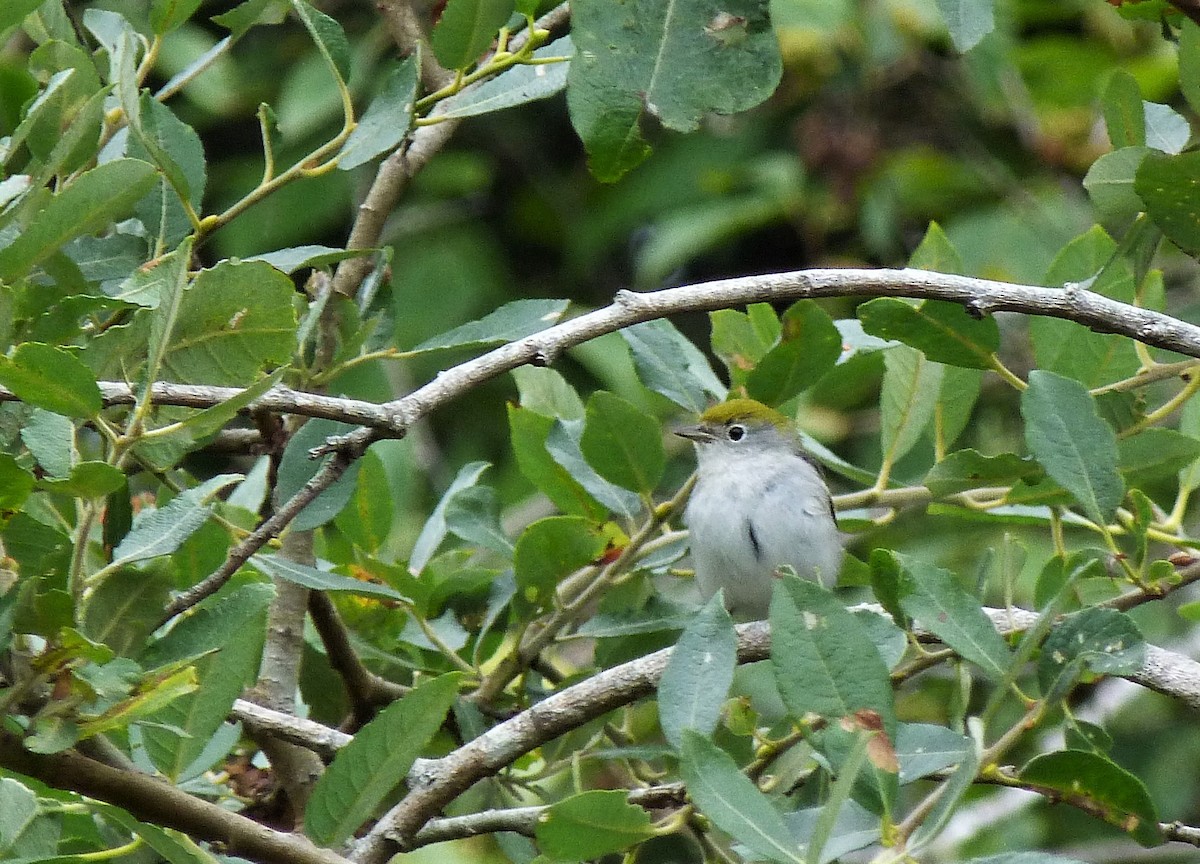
[727,424,746,442]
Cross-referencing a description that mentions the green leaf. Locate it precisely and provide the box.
[439,36,574,119]
[1084,147,1151,222]
[37,461,125,497]
[430,0,515,70]
[0,455,35,510]
[0,159,157,282]
[511,366,585,420]
[305,673,462,847]
[1019,751,1162,847]
[1101,70,1145,148]
[709,306,777,389]
[658,593,736,748]
[909,221,964,273]
[408,461,492,574]
[82,566,173,656]
[746,301,841,405]
[880,345,943,466]
[19,408,72,475]
[1021,370,1124,523]
[783,801,880,864]
[1037,607,1145,702]
[620,318,726,413]
[1031,228,1139,388]
[95,807,223,864]
[508,405,607,519]
[166,260,298,385]
[407,299,569,355]
[908,746,980,852]
[1182,20,1200,116]
[150,0,203,33]
[769,576,895,737]
[141,583,273,780]
[133,369,287,471]
[0,343,101,418]
[889,551,1012,680]
[250,555,409,602]
[291,0,351,81]
[1179,394,1200,496]
[0,0,44,33]
[895,723,973,783]
[338,57,418,170]
[275,419,363,532]
[246,245,365,273]
[567,0,781,181]
[859,298,998,370]
[535,790,656,860]
[923,450,1041,497]
[212,0,289,36]
[444,485,513,554]
[934,0,993,51]
[546,419,642,518]
[0,778,39,854]
[1065,719,1114,754]
[513,515,607,607]
[679,731,804,864]
[1137,150,1200,254]
[1119,428,1200,478]
[333,450,393,553]
[126,94,206,248]
[107,475,241,571]
[579,390,665,494]
[932,364,982,451]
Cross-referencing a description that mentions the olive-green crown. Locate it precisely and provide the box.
[699,398,791,429]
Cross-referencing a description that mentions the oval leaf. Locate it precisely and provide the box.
[579,390,665,494]
[890,551,1012,681]
[0,159,157,281]
[0,343,102,418]
[679,731,804,864]
[769,575,896,738]
[535,790,655,860]
[858,298,999,370]
[1021,370,1124,523]
[513,515,607,607]
[1019,750,1161,847]
[658,593,736,748]
[305,673,462,847]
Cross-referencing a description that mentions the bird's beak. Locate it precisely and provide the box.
[674,423,715,444]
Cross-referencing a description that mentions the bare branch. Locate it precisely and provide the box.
[308,590,409,723]
[26,269,1198,444]
[232,698,354,757]
[0,731,351,864]
[409,783,687,847]
[159,446,366,625]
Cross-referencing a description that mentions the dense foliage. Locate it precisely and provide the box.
[4,0,1200,863]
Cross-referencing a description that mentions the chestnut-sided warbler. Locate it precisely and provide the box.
[676,399,842,620]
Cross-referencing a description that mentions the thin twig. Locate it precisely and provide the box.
[158,446,366,625]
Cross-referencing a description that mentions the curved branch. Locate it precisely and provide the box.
[0,732,350,864]
[350,590,1200,863]
[383,269,1200,433]
[42,269,1200,442]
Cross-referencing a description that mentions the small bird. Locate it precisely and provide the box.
[676,398,842,620]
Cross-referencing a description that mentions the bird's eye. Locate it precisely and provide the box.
[727,424,745,442]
